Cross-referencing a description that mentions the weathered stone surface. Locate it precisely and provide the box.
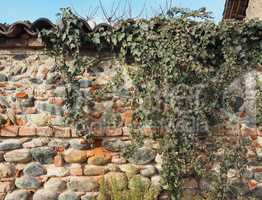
[255,172,262,182]
[46,165,70,177]
[44,178,66,192]
[5,190,30,200]
[23,162,46,177]
[54,87,66,98]
[0,74,8,82]
[128,175,151,190]
[26,113,50,126]
[140,166,157,177]
[31,147,55,164]
[104,172,128,190]
[69,163,83,176]
[48,139,69,149]
[88,156,110,166]
[84,165,108,176]
[15,175,41,189]
[128,147,156,165]
[0,151,4,162]
[79,79,92,88]
[23,138,49,148]
[0,181,14,193]
[69,139,90,150]
[4,149,31,163]
[111,155,127,164]
[51,116,66,126]
[80,193,98,200]
[59,191,79,200]
[0,96,10,108]
[119,164,139,178]
[33,189,59,200]
[67,177,98,192]
[102,139,125,152]
[64,149,87,163]
[0,163,15,178]
[106,163,120,172]
[151,175,162,187]
[21,97,35,107]
[37,103,64,115]
[37,103,64,116]
[0,139,21,151]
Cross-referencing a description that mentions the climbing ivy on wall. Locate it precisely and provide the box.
[40,7,262,200]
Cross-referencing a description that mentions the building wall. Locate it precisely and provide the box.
[246,0,262,20]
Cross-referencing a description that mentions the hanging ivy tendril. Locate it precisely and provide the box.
[40,7,262,200]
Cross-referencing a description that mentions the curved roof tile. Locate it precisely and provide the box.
[0,18,113,39]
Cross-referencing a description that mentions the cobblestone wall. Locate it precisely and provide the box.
[0,49,163,200]
[0,48,262,200]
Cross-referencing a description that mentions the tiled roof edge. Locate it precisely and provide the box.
[0,18,113,39]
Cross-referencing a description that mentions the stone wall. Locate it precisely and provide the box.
[0,47,262,200]
[0,49,162,200]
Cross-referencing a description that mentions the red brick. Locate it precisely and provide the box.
[15,91,28,99]
[121,110,132,125]
[36,127,53,137]
[248,180,257,190]
[105,128,122,137]
[0,126,18,137]
[54,127,71,138]
[19,126,36,136]
[48,97,65,106]
[0,181,14,193]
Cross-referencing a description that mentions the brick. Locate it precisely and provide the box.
[121,110,132,125]
[122,127,130,136]
[36,127,53,137]
[69,164,83,176]
[0,126,19,137]
[105,128,123,137]
[15,91,28,99]
[0,181,14,193]
[248,179,257,190]
[18,126,36,136]
[71,128,79,138]
[54,127,71,138]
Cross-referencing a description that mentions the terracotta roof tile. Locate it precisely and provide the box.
[0,18,113,39]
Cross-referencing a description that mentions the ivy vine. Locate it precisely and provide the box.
[40,7,262,200]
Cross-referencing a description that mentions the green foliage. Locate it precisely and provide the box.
[40,8,98,143]
[40,7,262,200]
[98,178,159,200]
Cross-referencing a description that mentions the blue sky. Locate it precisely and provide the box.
[0,0,225,24]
